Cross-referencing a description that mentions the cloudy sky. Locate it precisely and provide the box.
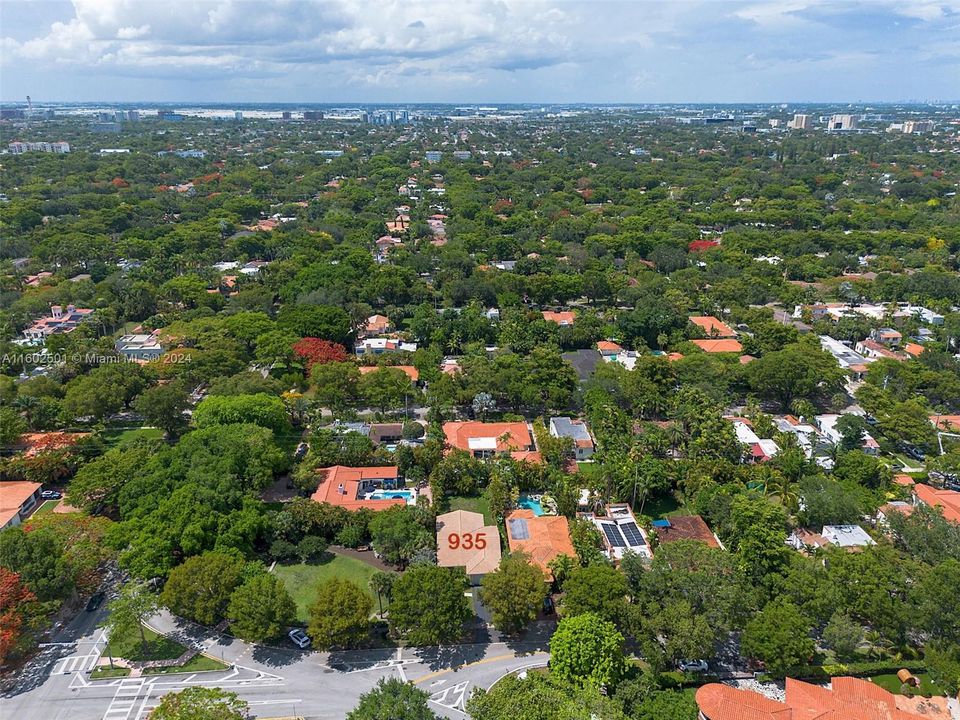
[1,0,958,103]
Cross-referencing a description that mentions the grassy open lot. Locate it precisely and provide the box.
[101,427,165,449]
[92,623,228,678]
[449,494,493,525]
[106,623,184,662]
[272,555,384,623]
[870,672,943,696]
[640,493,685,519]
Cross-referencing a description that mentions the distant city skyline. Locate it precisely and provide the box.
[2,0,959,104]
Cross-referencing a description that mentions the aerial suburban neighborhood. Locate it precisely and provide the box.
[2,3,960,720]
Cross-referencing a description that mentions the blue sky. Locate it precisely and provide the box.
[1,0,958,103]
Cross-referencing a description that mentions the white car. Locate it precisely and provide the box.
[678,659,709,673]
[288,628,311,649]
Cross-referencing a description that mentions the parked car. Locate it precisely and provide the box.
[542,596,555,615]
[288,628,311,649]
[904,445,925,461]
[85,592,105,612]
[294,442,309,460]
[677,659,709,673]
[40,490,62,500]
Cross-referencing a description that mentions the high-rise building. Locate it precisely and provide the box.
[234,111,243,121]
[827,114,858,131]
[281,111,291,120]
[788,114,812,130]
[903,120,934,134]
[303,111,324,120]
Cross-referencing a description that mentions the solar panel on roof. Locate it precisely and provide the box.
[509,518,529,540]
[620,521,646,546]
[601,522,626,548]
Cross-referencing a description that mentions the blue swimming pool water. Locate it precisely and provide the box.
[517,495,545,516]
[367,489,416,504]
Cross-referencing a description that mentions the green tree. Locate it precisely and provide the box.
[746,342,843,409]
[227,573,296,643]
[359,367,413,414]
[192,393,292,436]
[368,506,433,568]
[277,304,351,345]
[370,571,397,617]
[550,612,627,688]
[346,677,439,720]
[0,406,27,445]
[104,582,159,660]
[559,564,629,625]
[741,599,815,674]
[389,565,471,645]
[311,361,361,414]
[822,611,864,661]
[133,382,190,437]
[480,551,547,634]
[628,689,698,720]
[308,577,372,649]
[149,686,248,720]
[467,672,626,720]
[0,526,73,602]
[160,552,246,626]
[912,559,960,645]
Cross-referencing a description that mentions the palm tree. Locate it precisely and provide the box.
[13,395,39,429]
[764,471,799,514]
[369,572,397,618]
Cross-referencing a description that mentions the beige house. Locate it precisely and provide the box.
[436,510,501,584]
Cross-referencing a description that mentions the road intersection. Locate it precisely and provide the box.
[2,607,551,719]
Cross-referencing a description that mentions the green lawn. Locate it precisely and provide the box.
[144,654,228,675]
[870,673,943,696]
[101,427,165,449]
[33,500,60,516]
[449,495,493,525]
[90,666,131,679]
[272,555,385,623]
[640,493,685,519]
[106,623,185,662]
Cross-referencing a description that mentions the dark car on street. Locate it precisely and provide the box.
[85,592,105,612]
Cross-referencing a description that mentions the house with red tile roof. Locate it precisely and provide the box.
[365,314,391,335]
[904,342,924,357]
[697,676,942,720]
[504,509,575,581]
[690,338,743,354]
[358,365,420,383]
[930,414,960,433]
[0,481,43,529]
[542,310,575,326]
[689,315,736,338]
[309,466,409,512]
[913,483,960,524]
[442,421,535,459]
[596,340,623,357]
[22,304,95,341]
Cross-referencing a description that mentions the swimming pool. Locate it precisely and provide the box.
[367,489,417,505]
[517,494,545,516]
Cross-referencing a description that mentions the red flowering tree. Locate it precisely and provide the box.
[0,568,37,665]
[292,338,348,370]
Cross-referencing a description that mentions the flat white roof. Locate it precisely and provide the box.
[468,437,497,451]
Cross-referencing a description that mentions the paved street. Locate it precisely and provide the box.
[1,607,551,720]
